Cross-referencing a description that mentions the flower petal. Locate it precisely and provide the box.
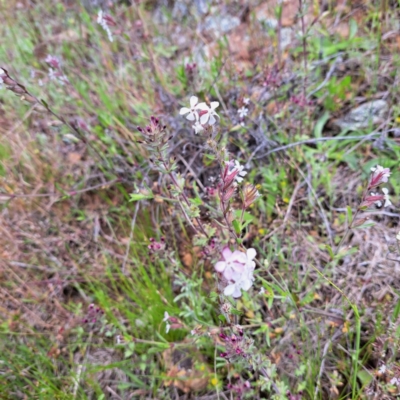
[223,269,238,281]
[215,261,226,272]
[231,287,242,298]
[200,113,209,125]
[208,114,216,125]
[210,101,219,110]
[224,283,236,296]
[180,107,190,115]
[241,278,253,291]
[196,102,209,110]
[190,96,198,108]
[246,248,257,261]
[186,112,196,121]
[231,262,246,274]
[221,247,232,260]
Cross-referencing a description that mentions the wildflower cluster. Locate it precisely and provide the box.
[178,95,261,298]
[45,55,68,85]
[360,165,392,209]
[82,303,105,331]
[219,326,253,361]
[179,95,219,134]
[162,311,183,334]
[237,97,250,125]
[290,94,313,108]
[227,379,251,400]
[97,10,116,42]
[137,116,172,173]
[148,237,166,253]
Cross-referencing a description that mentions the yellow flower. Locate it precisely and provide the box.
[211,377,219,386]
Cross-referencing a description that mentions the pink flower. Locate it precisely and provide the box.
[360,188,391,209]
[215,247,247,281]
[45,55,61,69]
[215,247,256,298]
[368,165,391,189]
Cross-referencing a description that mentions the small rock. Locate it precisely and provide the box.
[203,14,241,38]
[280,27,293,50]
[194,0,210,15]
[333,100,389,130]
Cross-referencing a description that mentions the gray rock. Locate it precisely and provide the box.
[203,14,241,38]
[280,28,293,50]
[257,17,278,29]
[195,0,210,15]
[333,100,389,130]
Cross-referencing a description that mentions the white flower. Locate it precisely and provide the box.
[48,68,57,81]
[370,165,391,183]
[0,75,3,89]
[48,68,68,86]
[238,107,248,119]
[163,312,171,333]
[382,188,391,207]
[259,287,265,295]
[198,101,219,125]
[215,247,249,281]
[192,121,204,134]
[390,377,400,386]
[215,247,256,298]
[97,9,104,24]
[224,269,254,298]
[396,232,400,241]
[378,364,387,374]
[179,96,201,121]
[243,97,250,105]
[97,10,113,42]
[230,160,247,183]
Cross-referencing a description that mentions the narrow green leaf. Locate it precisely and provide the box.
[232,220,241,234]
[325,244,334,259]
[349,19,358,40]
[346,205,353,226]
[129,192,153,202]
[392,292,400,321]
[353,222,375,230]
[314,112,330,138]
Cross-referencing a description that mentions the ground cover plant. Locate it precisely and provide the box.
[2,0,400,399]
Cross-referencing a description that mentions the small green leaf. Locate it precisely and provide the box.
[357,370,373,386]
[353,222,375,230]
[232,220,241,234]
[230,308,242,316]
[392,291,400,321]
[314,112,330,138]
[129,192,154,202]
[349,19,358,40]
[346,205,353,226]
[325,244,334,259]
